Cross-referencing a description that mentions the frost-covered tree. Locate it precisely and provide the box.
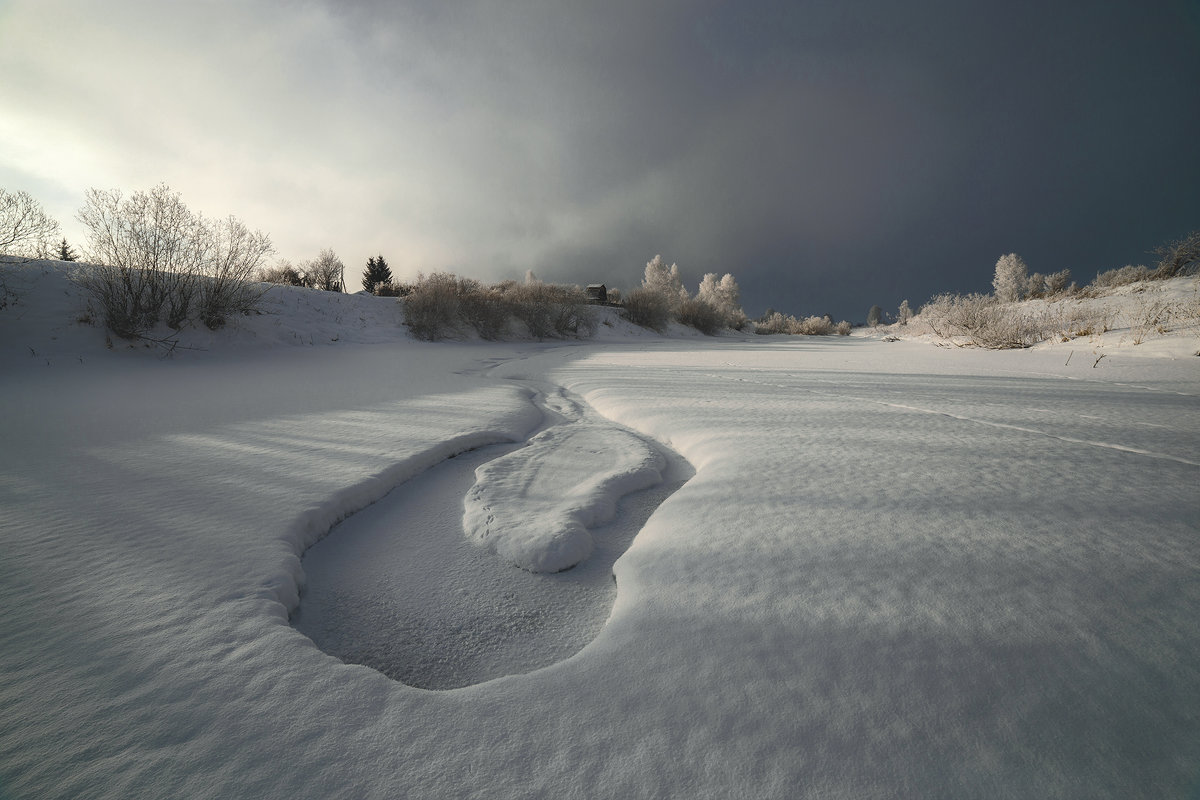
[898,299,912,326]
[642,254,687,311]
[867,305,882,327]
[993,253,1028,302]
[362,254,392,293]
[307,248,345,292]
[1,188,61,257]
[1045,269,1071,295]
[696,272,746,328]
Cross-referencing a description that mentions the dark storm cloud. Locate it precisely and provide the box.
[331,0,1199,319]
[3,0,1197,319]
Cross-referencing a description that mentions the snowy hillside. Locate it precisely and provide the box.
[2,257,1199,799]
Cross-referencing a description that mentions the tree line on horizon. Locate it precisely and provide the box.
[3,184,1195,347]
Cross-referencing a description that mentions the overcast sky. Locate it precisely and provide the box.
[2,1,1198,320]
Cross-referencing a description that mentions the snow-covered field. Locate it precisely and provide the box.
[2,260,1199,799]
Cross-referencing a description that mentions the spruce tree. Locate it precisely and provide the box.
[362,254,392,293]
[56,238,77,261]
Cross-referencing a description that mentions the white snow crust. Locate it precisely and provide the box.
[463,390,666,573]
[2,259,1199,799]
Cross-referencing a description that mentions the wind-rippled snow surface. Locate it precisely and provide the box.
[3,262,1199,799]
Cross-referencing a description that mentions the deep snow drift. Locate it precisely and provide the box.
[2,259,1199,799]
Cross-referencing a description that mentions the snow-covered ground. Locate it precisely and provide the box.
[2,259,1199,799]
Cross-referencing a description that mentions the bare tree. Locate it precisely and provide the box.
[306,248,345,292]
[76,184,272,337]
[1,188,61,257]
[76,185,206,331]
[198,215,272,328]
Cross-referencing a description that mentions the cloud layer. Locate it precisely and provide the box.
[2,0,1198,318]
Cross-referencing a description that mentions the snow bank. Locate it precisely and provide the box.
[3,258,1199,799]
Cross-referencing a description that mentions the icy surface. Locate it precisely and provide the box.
[2,260,1199,799]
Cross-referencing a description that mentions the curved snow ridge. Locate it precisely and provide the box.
[270,429,530,614]
[463,423,666,573]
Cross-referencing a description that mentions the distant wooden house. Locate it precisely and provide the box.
[586,284,608,304]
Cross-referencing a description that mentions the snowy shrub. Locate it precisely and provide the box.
[404,274,594,341]
[456,278,512,340]
[916,291,1091,349]
[493,281,594,339]
[1129,300,1173,345]
[1045,269,1072,296]
[1056,302,1118,335]
[75,184,272,337]
[621,286,671,331]
[754,311,790,335]
[795,315,834,335]
[1152,230,1200,279]
[1,188,61,257]
[258,261,309,287]
[403,272,463,340]
[754,312,847,336]
[675,297,723,335]
[993,253,1028,302]
[1091,264,1151,289]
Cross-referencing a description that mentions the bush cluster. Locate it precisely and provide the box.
[915,292,1117,349]
[75,185,272,338]
[620,286,672,332]
[1091,264,1152,289]
[402,273,595,341]
[675,297,724,335]
[754,312,850,336]
[619,255,748,335]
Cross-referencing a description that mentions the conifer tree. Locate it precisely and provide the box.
[56,238,77,261]
[362,254,392,293]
